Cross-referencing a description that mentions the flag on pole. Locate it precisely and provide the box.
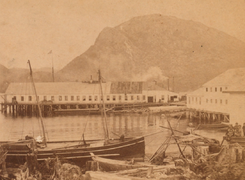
[48,50,52,54]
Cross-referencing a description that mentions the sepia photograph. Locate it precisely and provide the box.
[0,0,245,179]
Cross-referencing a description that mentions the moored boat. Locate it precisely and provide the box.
[90,152,150,171]
[0,62,145,165]
[195,123,229,131]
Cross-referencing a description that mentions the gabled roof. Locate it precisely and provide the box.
[5,82,112,95]
[5,81,173,96]
[203,68,245,88]
[187,88,204,96]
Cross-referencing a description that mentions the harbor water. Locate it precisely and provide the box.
[0,113,225,158]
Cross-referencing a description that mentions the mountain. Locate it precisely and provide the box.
[0,66,54,93]
[57,14,245,92]
[0,64,10,93]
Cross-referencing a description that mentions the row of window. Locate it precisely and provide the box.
[205,86,228,92]
[20,95,147,102]
[206,99,228,104]
[188,97,228,105]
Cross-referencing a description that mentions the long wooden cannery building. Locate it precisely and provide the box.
[1,81,179,116]
[187,68,245,125]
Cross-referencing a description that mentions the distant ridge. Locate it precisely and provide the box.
[1,14,245,93]
[57,14,245,92]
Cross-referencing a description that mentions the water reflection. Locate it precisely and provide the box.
[0,113,225,155]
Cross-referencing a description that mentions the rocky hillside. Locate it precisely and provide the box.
[0,65,53,93]
[57,14,245,92]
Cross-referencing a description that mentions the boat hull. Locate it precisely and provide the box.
[2,137,145,165]
[91,153,149,171]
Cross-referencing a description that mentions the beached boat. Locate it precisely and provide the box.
[90,153,150,171]
[195,123,229,131]
[0,61,145,164]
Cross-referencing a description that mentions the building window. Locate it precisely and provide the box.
[137,96,140,100]
[83,96,86,101]
[125,95,128,101]
[113,95,116,101]
[215,99,217,104]
[226,99,228,104]
[89,96,92,101]
[44,96,47,101]
[119,95,121,100]
[225,87,228,90]
[65,96,68,101]
[206,99,208,103]
[131,96,134,100]
[28,96,32,101]
[51,96,54,101]
[71,96,74,101]
[101,96,103,101]
[94,96,98,101]
[220,87,222,92]
[21,96,24,101]
[77,96,80,101]
[210,87,212,92]
[161,95,164,100]
[220,99,222,104]
[36,96,39,101]
[107,95,110,101]
[59,96,62,101]
[215,87,217,92]
[210,99,212,103]
[142,95,145,100]
[206,88,208,92]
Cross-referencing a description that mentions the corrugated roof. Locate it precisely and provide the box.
[142,82,167,91]
[203,68,245,87]
[110,82,143,94]
[5,82,112,95]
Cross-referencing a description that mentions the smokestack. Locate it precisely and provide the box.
[90,75,93,83]
[167,79,169,91]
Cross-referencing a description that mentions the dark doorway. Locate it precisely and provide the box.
[148,96,154,102]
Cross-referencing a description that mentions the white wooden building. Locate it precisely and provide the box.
[187,68,245,124]
[4,81,179,105]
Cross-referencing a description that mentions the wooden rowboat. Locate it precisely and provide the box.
[90,152,151,171]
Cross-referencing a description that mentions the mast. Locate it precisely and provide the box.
[52,54,55,82]
[27,60,47,147]
[98,70,109,141]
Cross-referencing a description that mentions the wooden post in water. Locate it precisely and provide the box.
[218,113,221,123]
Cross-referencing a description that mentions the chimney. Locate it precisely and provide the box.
[90,75,93,83]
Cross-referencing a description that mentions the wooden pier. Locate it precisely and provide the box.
[186,108,230,124]
[0,102,166,117]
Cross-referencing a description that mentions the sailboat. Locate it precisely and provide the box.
[1,61,145,164]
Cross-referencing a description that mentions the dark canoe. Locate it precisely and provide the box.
[91,153,150,171]
[1,136,145,164]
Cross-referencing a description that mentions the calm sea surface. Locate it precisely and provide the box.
[0,113,225,157]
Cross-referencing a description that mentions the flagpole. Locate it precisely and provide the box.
[52,53,55,82]
[48,50,55,82]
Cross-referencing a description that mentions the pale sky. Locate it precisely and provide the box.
[0,0,245,69]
